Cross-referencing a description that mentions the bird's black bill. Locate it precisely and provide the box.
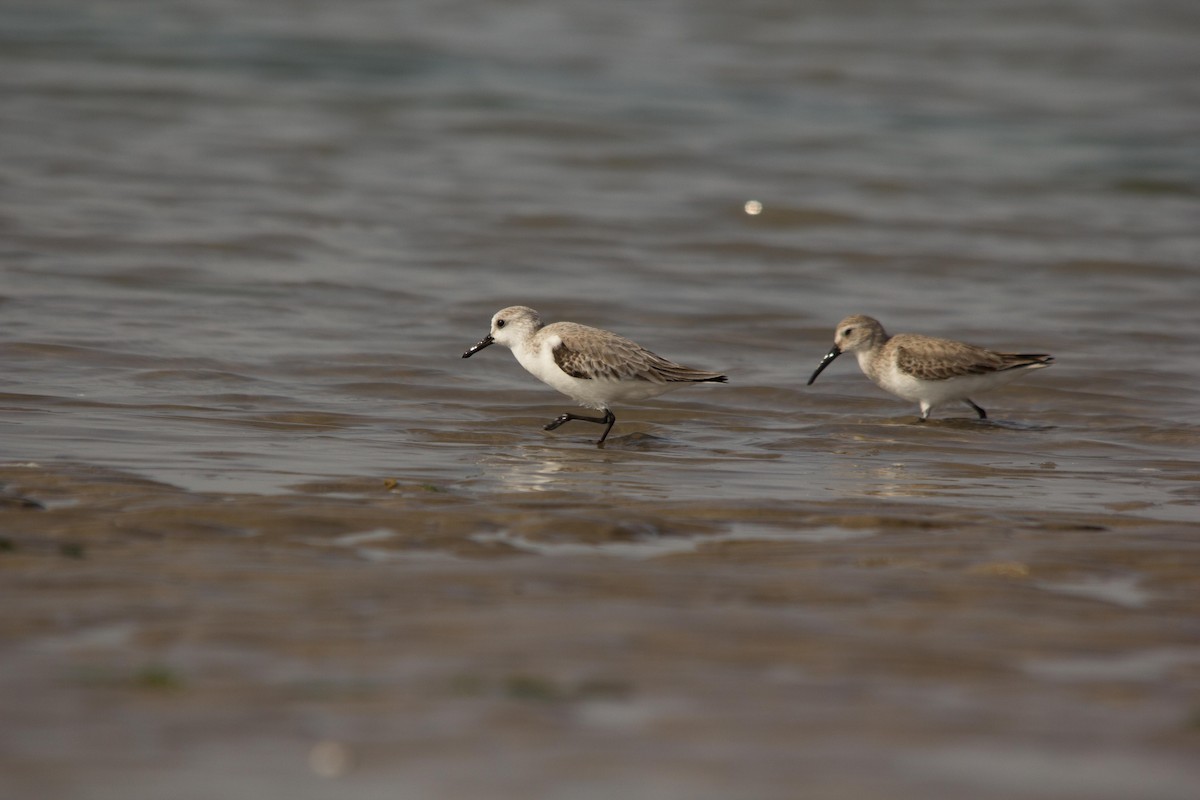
[807,344,842,385]
[462,334,494,358]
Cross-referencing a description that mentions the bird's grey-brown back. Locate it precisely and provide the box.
[544,321,726,384]
[887,333,1054,382]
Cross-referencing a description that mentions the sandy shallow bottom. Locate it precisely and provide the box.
[3,461,1198,800]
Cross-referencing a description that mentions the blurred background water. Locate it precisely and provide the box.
[2,1,1199,798]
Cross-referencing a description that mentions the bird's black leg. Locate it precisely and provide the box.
[964,399,987,419]
[544,409,617,446]
[594,410,617,446]
[543,411,609,431]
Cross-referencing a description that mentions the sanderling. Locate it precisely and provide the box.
[462,306,727,445]
[807,314,1053,421]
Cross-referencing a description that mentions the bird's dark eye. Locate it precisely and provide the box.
[496,319,506,329]
[842,327,854,336]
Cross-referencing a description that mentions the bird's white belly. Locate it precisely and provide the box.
[874,360,1027,408]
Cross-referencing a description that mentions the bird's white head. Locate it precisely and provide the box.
[488,306,543,349]
[462,306,544,358]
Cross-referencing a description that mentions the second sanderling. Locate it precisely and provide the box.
[807,314,1053,421]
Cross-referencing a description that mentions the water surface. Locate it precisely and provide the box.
[2,1,1199,798]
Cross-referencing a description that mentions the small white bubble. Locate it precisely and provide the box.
[744,200,763,215]
[309,740,351,778]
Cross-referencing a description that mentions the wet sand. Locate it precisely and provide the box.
[3,460,1199,799]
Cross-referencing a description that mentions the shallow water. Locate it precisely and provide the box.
[2,1,1200,798]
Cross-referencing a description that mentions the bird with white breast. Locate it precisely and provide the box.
[462,306,727,445]
[807,314,1053,421]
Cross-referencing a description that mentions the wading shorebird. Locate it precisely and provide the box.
[463,306,727,445]
[807,314,1053,421]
